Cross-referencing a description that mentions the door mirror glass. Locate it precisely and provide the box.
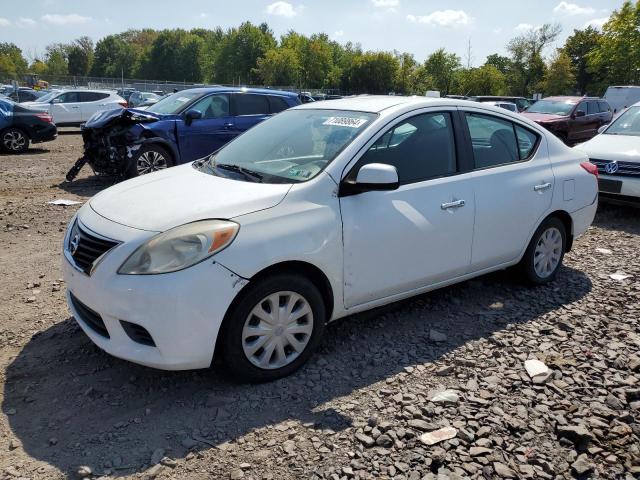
[185,109,203,125]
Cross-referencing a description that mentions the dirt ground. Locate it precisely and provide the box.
[0,131,638,480]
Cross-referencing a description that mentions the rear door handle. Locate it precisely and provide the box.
[534,182,552,192]
[441,199,466,210]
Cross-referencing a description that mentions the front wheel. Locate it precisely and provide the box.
[1,128,30,153]
[219,274,326,382]
[127,144,174,178]
[520,217,566,285]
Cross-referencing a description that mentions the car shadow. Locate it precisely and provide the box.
[0,148,49,156]
[3,266,592,477]
[57,176,119,198]
[592,201,640,235]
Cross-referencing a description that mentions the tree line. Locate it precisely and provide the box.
[1,0,640,97]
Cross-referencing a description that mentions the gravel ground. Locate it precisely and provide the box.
[0,132,639,480]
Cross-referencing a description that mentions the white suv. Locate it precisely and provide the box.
[23,89,126,126]
[63,97,598,381]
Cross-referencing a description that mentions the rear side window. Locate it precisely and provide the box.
[515,126,539,160]
[356,112,456,185]
[587,101,598,115]
[598,101,611,113]
[78,92,109,102]
[465,113,519,168]
[268,95,290,113]
[234,94,269,116]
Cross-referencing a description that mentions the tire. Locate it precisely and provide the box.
[1,128,30,153]
[219,273,326,383]
[126,144,174,178]
[520,217,567,285]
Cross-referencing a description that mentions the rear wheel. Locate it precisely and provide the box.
[520,217,566,285]
[127,144,174,178]
[219,274,326,382]
[1,128,30,153]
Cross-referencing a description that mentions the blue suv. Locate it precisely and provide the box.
[68,87,300,180]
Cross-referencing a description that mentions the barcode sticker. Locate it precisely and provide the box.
[323,117,368,128]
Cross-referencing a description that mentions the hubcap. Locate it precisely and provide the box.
[533,227,563,278]
[136,150,167,175]
[242,291,313,370]
[3,131,25,151]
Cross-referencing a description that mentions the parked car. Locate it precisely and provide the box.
[21,89,127,126]
[575,101,640,206]
[128,91,161,108]
[521,96,613,145]
[62,96,598,381]
[6,88,46,103]
[603,86,640,114]
[482,100,518,112]
[116,88,136,102]
[67,87,300,181]
[0,97,57,153]
[135,94,170,110]
[468,96,534,112]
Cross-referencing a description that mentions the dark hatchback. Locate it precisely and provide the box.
[0,98,57,153]
[521,96,613,145]
[72,87,300,180]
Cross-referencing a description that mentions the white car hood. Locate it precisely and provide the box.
[90,164,292,232]
[576,134,640,163]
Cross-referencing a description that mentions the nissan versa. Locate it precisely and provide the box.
[63,96,598,382]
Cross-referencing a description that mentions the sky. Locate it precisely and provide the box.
[0,0,623,66]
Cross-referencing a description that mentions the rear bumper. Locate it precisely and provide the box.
[570,194,598,239]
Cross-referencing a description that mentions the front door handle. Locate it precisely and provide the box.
[223,123,234,129]
[441,199,466,210]
[534,182,552,192]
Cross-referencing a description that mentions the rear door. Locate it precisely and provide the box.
[78,92,110,122]
[176,93,234,161]
[462,109,554,270]
[50,91,82,124]
[230,93,271,134]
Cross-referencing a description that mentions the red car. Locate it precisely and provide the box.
[521,96,613,145]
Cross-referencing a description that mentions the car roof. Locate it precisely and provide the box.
[176,87,298,98]
[544,96,601,102]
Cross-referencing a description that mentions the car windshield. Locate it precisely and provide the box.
[197,109,377,183]
[35,91,60,103]
[146,91,202,114]
[526,100,576,116]
[604,106,640,136]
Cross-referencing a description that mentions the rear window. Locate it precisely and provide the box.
[268,96,290,114]
[234,94,269,116]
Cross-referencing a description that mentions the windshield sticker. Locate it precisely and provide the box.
[323,117,368,128]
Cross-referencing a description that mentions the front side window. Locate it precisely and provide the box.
[587,101,598,115]
[356,112,456,185]
[465,113,519,168]
[191,94,230,119]
[198,109,376,183]
[575,102,587,116]
[234,94,269,116]
[58,92,79,103]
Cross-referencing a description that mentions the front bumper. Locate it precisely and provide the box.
[598,174,640,206]
[62,207,247,370]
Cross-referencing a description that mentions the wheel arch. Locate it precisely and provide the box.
[545,210,574,252]
[139,135,178,163]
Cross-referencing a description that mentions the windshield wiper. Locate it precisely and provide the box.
[215,163,264,182]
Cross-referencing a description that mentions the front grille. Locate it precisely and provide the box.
[68,221,119,274]
[590,158,640,177]
[121,321,156,347]
[69,292,110,338]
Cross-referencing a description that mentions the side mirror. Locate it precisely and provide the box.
[574,110,586,118]
[340,163,399,197]
[597,125,608,134]
[185,109,203,125]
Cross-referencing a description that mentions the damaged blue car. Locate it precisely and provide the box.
[66,87,300,181]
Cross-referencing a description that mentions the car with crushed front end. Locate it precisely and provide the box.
[575,101,640,206]
[67,87,300,181]
[63,96,598,382]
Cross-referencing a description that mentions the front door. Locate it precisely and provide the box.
[50,91,83,124]
[340,110,475,308]
[177,94,235,161]
[461,109,554,270]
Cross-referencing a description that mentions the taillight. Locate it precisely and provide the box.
[581,161,599,178]
[35,112,53,123]
[118,101,128,108]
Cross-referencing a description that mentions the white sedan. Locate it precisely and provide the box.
[63,96,598,381]
[575,101,640,206]
[22,89,126,126]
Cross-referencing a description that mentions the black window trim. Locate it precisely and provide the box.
[460,110,542,172]
[230,92,271,117]
[340,107,469,189]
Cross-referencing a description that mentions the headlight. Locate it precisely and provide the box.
[118,220,239,275]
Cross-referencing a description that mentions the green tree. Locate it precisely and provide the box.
[394,52,417,94]
[457,64,507,96]
[543,50,576,95]
[344,51,399,94]
[563,27,601,94]
[484,54,511,75]
[588,1,640,86]
[67,36,94,76]
[418,48,461,95]
[507,23,561,96]
[44,44,68,76]
[255,48,301,86]
[0,43,28,80]
[91,35,136,77]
